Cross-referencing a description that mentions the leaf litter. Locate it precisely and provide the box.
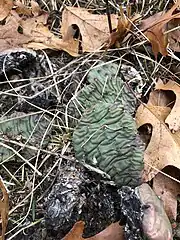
[136,86,180,182]
[2,0,180,239]
[0,2,119,55]
[136,78,180,235]
[105,5,140,48]
[1,0,180,57]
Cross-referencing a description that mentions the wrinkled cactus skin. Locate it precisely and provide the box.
[0,113,50,161]
[71,62,138,116]
[72,62,144,187]
[73,102,144,187]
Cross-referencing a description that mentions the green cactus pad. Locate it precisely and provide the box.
[71,62,137,116]
[0,113,51,162]
[73,102,144,187]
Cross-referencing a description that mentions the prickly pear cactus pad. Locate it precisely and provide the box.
[73,102,144,187]
[72,62,144,187]
[0,113,51,162]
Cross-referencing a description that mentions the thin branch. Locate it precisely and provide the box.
[105,0,113,33]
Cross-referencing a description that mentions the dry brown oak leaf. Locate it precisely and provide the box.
[0,178,9,240]
[108,5,141,47]
[61,7,118,53]
[0,4,118,55]
[63,221,124,240]
[14,0,41,17]
[20,6,78,56]
[0,14,30,52]
[155,80,180,132]
[0,11,50,52]
[0,9,78,56]
[141,0,180,57]
[136,90,180,182]
[153,171,180,222]
[24,23,79,56]
[0,0,13,21]
[14,0,32,16]
[168,17,180,52]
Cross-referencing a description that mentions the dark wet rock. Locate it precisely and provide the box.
[119,186,144,240]
[0,48,36,76]
[45,161,145,240]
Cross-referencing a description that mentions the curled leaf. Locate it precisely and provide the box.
[141,0,180,57]
[108,5,141,47]
[0,178,9,240]
[155,80,180,132]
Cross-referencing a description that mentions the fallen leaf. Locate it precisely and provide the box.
[137,183,173,240]
[136,90,180,181]
[153,170,180,221]
[0,177,9,240]
[155,80,180,132]
[0,14,30,52]
[31,0,41,17]
[0,0,13,21]
[90,223,124,240]
[141,12,164,30]
[0,9,79,56]
[63,221,124,240]
[61,7,118,53]
[0,5,118,55]
[23,23,79,56]
[148,84,175,107]
[108,5,141,47]
[141,0,180,57]
[14,0,43,17]
[20,13,49,38]
[168,18,180,52]
[64,221,84,240]
[14,0,34,16]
